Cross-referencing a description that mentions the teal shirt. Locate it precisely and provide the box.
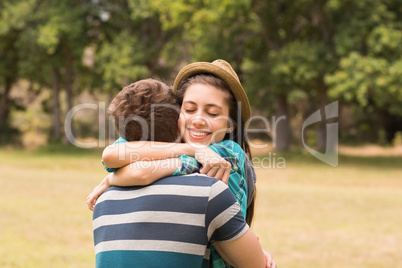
[173,140,247,219]
[101,137,128,173]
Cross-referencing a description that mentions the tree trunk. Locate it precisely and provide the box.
[274,93,291,151]
[379,110,402,144]
[64,44,75,144]
[0,77,12,124]
[51,66,61,141]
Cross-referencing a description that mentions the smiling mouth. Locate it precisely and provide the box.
[188,129,211,139]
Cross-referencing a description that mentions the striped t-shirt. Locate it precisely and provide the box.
[93,175,249,268]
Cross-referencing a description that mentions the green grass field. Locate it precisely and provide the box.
[0,147,401,267]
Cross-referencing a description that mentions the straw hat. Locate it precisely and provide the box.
[173,59,251,123]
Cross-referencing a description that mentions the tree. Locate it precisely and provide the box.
[0,29,19,128]
[245,0,402,149]
[92,0,194,94]
[325,0,402,143]
[246,0,338,151]
[0,0,39,143]
[1,0,97,142]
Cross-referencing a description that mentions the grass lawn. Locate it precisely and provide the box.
[0,146,401,267]
[253,152,402,268]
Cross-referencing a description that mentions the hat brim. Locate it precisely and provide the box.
[173,62,251,123]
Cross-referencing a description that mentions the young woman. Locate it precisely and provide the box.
[87,60,263,267]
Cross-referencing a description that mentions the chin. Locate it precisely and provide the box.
[187,138,211,147]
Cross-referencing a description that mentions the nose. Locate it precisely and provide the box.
[191,115,207,128]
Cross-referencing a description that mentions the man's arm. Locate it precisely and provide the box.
[213,229,266,268]
[206,181,266,268]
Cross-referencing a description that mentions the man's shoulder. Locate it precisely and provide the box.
[105,175,219,193]
[153,174,218,187]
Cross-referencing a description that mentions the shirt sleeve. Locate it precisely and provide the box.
[208,140,244,174]
[102,137,128,173]
[172,154,200,176]
[205,180,249,243]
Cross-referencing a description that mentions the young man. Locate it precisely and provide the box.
[93,172,265,267]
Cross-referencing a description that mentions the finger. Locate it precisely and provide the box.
[222,167,230,184]
[220,158,231,169]
[87,186,99,199]
[266,252,272,264]
[200,165,212,174]
[87,191,100,209]
[266,257,272,268]
[87,196,95,210]
[87,190,95,201]
[206,167,219,178]
[213,167,225,181]
[262,249,273,268]
[87,199,93,210]
[271,260,276,268]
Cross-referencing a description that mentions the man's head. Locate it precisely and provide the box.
[108,79,180,142]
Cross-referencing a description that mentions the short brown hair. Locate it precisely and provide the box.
[108,79,180,142]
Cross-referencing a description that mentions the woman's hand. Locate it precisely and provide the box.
[194,147,231,184]
[263,249,277,268]
[86,174,113,211]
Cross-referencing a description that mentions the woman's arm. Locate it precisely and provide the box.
[102,141,232,182]
[112,158,181,186]
[87,158,181,211]
[102,141,195,168]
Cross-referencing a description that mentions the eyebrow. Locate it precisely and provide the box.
[183,100,223,110]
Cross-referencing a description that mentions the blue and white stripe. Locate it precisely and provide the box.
[93,175,247,268]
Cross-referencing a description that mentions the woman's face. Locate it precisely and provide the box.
[178,83,232,146]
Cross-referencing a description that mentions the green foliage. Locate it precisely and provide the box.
[269,41,335,91]
[185,0,254,62]
[1,0,402,147]
[328,0,396,56]
[0,0,36,34]
[96,33,149,91]
[367,25,402,57]
[36,2,86,54]
[326,53,402,117]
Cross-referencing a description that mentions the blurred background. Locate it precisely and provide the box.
[0,0,401,267]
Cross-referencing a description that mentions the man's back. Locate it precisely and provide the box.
[93,175,248,268]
